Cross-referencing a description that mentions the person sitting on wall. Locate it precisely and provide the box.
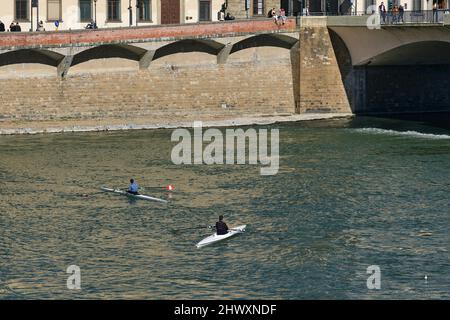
[85,21,98,29]
[268,7,277,21]
[0,21,5,32]
[218,10,225,21]
[224,13,235,20]
[10,22,21,32]
[278,8,287,25]
[37,20,45,32]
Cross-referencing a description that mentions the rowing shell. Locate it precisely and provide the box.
[100,187,168,203]
[196,225,246,248]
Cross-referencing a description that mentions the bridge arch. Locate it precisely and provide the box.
[0,49,64,67]
[71,44,147,66]
[152,39,225,61]
[329,26,450,67]
[229,34,298,55]
[361,41,450,66]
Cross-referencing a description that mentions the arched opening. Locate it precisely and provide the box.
[71,44,147,66]
[152,39,225,61]
[349,41,450,114]
[0,49,64,67]
[229,34,298,55]
[361,41,450,66]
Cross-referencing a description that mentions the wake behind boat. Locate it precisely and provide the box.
[100,187,168,203]
[196,225,246,248]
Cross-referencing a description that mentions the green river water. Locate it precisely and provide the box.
[1,114,450,299]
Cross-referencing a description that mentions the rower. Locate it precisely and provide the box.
[127,179,139,195]
[215,215,229,235]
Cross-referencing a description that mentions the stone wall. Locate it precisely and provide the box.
[0,48,296,124]
[297,25,352,113]
[0,20,358,131]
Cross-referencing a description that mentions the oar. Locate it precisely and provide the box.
[140,184,175,192]
[170,225,211,233]
[77,191,104,197]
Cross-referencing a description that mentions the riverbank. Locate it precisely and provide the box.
[0,113,353,135]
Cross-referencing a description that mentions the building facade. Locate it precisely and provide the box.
[224,0,450,16]
[1,0,448,32]
[225,0,281,18]
[351,0,449,15]
[0,0,223,31]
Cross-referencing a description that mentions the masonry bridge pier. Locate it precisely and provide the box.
[0,17,450,131]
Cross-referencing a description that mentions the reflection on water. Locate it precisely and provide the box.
[1,114,450,299]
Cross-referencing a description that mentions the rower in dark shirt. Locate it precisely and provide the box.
[215,215,229,235]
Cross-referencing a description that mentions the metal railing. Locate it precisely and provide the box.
[301,9,449,24]
[376,9,447,24]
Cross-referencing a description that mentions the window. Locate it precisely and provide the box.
[80,0,93,22]
[47,0,62,21]
[199,0,211,21]
[365,0,376,13]
[413,0,421,11]
[108,0,121,21]
[253,0,264,15]
[15,0,29,21]
[138,0,152,21]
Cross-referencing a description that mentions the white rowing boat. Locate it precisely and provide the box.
[196,225,246,248]
[100,187,168,203]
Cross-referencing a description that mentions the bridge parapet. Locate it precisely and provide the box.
[0,19,296,50]
[303,13,450,27]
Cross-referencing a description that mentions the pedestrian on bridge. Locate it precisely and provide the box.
[398,4,405,23]
[379,2,387,24]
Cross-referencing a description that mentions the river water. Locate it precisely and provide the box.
[1,114,450,299]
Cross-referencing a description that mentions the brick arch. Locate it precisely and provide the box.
[71,44,147,66]
[229,34,298,55]
[0,49,64,67]
[152,39,225,61]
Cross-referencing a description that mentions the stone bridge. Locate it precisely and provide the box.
[0,19,299,77]
[325,15,450,113]
[0,17,450,132]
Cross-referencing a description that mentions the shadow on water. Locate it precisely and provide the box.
[349,112,450,133]
[281,112,450,134]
